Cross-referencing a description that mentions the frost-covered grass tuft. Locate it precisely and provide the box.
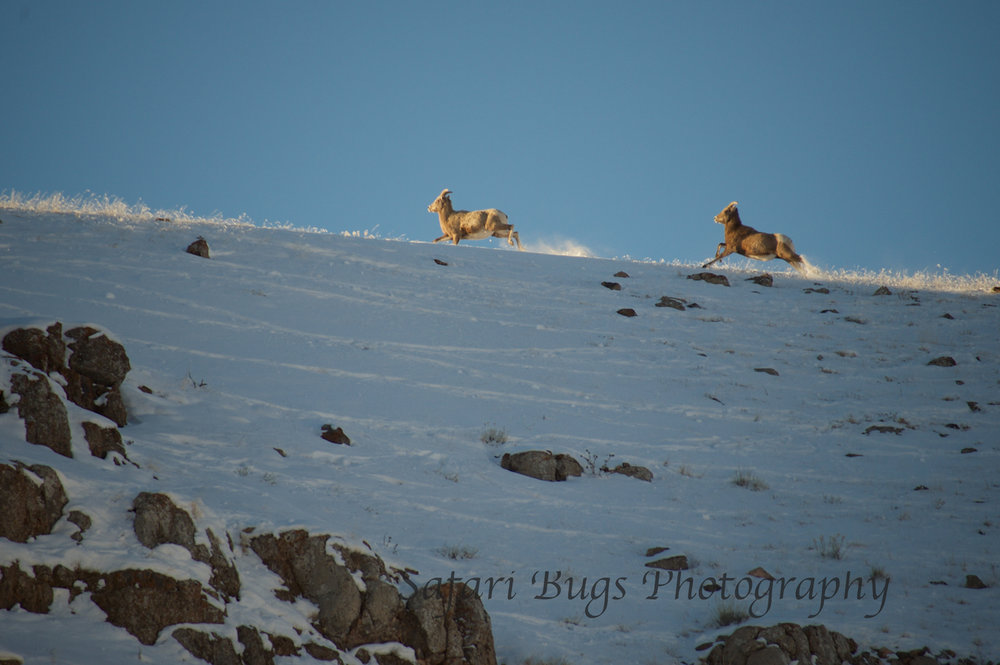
[732,468,769,491]
[480,425,508,446]
[814,534,848,560]
[436,544,479,560]
[0,189,299,231]
[712,600,750,627]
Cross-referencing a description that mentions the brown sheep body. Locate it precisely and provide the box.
[703,201,805,273]
[427,189,521,250]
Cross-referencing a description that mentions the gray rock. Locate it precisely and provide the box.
[405,581,496,665]
[82,421,126,460]
[250,530,363,645]
[609,462,653,482]
[132,493,240,601]
[655,296,686,310]
[66,328,131,387]
[186,236,211,258]
[644,555,689,571]
[321,424,351,445]
[0,562,54,613]
[747,645,789,665]
[172,628,241,665]
[90,569,225,645]
[1,323,66,374]
[132,492,198,551]
[803,624,840,665]
[687,272,730,286]
[501,451,583,482]
[0,463,68,542]
[9,372,73,457]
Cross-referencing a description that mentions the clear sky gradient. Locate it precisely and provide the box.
[3,1,998,275]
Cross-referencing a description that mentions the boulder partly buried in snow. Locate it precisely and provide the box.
[501,450,583,482]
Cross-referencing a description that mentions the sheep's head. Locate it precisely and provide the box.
[428,189,452,214]
[714,201,739,225]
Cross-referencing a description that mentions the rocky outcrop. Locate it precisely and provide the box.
[0,561,223,647]
[0,463,68,542]
[1,324,66,374]
[90,569,226,645]
[2,512,494,663]
[1,322,499,664]
[62,325,130,426]
[132,492,241,601]
[500,451,584,482]
[250,529,497,665]
[0,562,56,613]
[698,623,963,665]
[2,322,131,459]
[406,582,496,665]
[702,623,856,665]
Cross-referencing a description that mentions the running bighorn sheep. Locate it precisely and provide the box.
[427,189,522,250]
[703,201,805,273]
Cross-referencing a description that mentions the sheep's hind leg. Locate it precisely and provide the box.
[492,228,522,250]
[508,229,521,250]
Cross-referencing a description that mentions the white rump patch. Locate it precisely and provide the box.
[774,233,796,252]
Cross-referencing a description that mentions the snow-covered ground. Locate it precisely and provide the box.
[1,195,998,664]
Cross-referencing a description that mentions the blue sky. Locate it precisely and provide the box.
[3,1,998,275]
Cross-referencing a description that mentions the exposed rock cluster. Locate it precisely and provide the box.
[700,623,965,665]
[1,323,498,665]
[3,322,130,459]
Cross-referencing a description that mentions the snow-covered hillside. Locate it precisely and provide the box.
[1,198,998,664]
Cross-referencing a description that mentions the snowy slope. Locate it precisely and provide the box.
[1,201,998,665]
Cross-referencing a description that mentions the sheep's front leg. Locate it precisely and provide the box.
[703,247,733,268]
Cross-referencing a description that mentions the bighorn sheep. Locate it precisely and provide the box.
[703,201,805,274]
[427,189,522,250]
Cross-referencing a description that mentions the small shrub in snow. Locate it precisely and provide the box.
[732,468,769,491]
[582,449,616,476]
[813,534,847,560]
[436,544,479,560]
[869,565,889,582]
[712,600,750,627]
[480,425,507,446]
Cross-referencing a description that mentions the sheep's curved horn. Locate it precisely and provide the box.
[439,188,452,197]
